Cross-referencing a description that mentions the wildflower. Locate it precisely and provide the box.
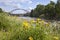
[41,20,45,24]
[36,18,41,23]
[23,21,29,29]
[37,18,41,21]
[53,36,59,40]
[30,19,36,23]
[29,36,33,40]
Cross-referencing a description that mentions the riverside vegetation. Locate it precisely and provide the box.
[29,0,60,20]
[0,12,60,40]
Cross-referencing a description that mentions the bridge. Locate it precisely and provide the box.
[9,8,30,16]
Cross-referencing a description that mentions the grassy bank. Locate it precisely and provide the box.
[0,12,60,40]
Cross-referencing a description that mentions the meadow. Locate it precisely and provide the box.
[0,12,60,40]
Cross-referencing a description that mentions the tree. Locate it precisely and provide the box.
[34,4,45,17]
[30,10,34,17]
[0,8,3,13]
[44,1,55,19]
[29,4,45,17]
[29,0,60,20]
[55,0,60,19]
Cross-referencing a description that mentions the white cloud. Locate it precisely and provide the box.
[50,0,54,1]
[29,7,33,10]
[28,1,33,4]
[3,2,22,8]
[0,0,31,3]
[0,0,33,13]
[0,0,32,8]
[50,0,57,2]
[36,2,40,4]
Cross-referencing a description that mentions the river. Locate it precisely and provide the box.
[19,17,36,21]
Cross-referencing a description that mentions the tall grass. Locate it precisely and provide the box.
[0,12,60,40]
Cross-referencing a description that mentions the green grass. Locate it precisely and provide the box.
[0,12,60,40]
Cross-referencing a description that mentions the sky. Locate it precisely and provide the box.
[0,0,57,14]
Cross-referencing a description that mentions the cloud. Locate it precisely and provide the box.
[50,0,55,1]
[0,2,22,12]
[0,0,57,13]
[0,0,32,9]
[36,2,40,4]
[50,0,57,2]
[29,7,33,10]
[0,0,32,3]
[28,1,33,4]
[0,0,33,13]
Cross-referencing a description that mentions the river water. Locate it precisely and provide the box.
[19,17,36,21]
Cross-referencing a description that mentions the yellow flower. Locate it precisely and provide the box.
[36,18,42,23]
[53,36,59,40]
[41,20,45,24]
[23,21,29,29]
[30,19,36,23]
[37,18,41,21]
[29,36,33,40]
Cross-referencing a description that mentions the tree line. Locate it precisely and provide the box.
[29,0,60,20]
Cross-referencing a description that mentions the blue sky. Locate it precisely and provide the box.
[0,0,57,13]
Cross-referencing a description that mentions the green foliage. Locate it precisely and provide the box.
[0,8,3,13]
[30,4,45,17]
[44,1,55,19]
[55,0,60,19]
[29,1,60,20]
[0,12,60,40]
[0,13,9,30]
